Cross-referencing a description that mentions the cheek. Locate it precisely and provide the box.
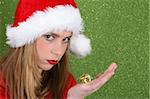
[36,40,51,59]
[61,44,68,55]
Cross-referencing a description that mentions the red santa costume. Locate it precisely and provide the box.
[0,0,91,98]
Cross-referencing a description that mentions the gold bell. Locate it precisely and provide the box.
[79,74,92,84]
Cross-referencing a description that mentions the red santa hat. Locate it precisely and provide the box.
[6,0,91,58]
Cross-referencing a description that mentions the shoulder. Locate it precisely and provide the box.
[62,73,76,99]
[67,73,76,87]
[46,73,77,99]
[0,71,6,88]
[0,71,10,98]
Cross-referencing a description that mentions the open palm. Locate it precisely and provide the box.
[67,63,117,99]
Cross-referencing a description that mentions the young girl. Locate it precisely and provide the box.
[0,0,117,99]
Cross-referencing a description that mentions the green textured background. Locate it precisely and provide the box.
[0,0,149,99]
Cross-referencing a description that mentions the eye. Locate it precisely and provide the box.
[63,37,71,43]
[43,35,55,41]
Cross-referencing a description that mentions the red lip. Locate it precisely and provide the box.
[47,60,58,65]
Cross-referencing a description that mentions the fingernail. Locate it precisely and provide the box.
[112,72,115,75]
[112,63,117,66]
[112,63,117,69]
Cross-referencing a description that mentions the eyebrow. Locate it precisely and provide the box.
[51,33,72,38]
[51,33,60,37]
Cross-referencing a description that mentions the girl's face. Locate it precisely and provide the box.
[36,31,72,72]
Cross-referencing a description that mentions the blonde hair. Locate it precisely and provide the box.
[0,42,69,99]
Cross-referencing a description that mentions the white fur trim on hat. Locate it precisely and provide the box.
[6,5,83,47]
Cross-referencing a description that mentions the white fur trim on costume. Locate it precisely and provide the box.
[69,34,91,58]
[6,5,83,48]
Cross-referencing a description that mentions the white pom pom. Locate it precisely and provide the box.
[69,34,92,58]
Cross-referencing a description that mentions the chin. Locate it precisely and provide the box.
[39,64,54,71]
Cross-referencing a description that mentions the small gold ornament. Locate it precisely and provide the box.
[79,74,92,84]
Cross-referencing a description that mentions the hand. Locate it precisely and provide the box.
[67,63,117,99]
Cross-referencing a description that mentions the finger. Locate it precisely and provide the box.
[104,63,117,74]
[96,73,102,78]
[87,63,117,90]
[98,63,117,83]
[92,71,114,93]
[80,63,117,93]
[100,69,115,85]
[96,63,117,79]
[90,69,115,92]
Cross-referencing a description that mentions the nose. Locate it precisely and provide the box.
[51,43,63,57]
